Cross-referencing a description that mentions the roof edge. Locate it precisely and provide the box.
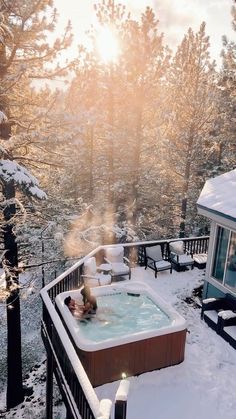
[197,203,236,223]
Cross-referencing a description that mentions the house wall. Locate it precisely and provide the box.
[203,218,236,299]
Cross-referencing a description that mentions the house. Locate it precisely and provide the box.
[197,169,236,300]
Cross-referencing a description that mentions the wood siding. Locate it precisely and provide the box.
[77,330,186,387]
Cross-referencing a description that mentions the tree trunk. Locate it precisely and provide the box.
[131,101,143,224]
[179,196,187,238]
[2,180,24,409]
[88,125,94,201]
[108,64,114,205]
[1,38,24,403]
[179,134,194,238]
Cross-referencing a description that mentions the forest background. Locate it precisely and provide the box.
[0,0,235,411]
[1,0,235,271]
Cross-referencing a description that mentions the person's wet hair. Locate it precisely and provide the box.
[64,296,71,306]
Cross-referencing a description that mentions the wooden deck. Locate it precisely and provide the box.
[40,236,209,419]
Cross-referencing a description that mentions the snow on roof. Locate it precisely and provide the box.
[197,169,236,221]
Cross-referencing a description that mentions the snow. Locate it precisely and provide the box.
[218,310,236,320]
[202,297,217,303]
[1,266,236,418]
[98,399,112,419]
[115,379,130,402]
[95,267,236,419]
[0,111,8,123]
[0,160,47,199]
[197,169,236,220]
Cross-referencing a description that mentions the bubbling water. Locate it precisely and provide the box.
[78,292,171,342]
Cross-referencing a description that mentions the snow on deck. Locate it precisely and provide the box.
[95,266,236,419]
[1,266,236,418]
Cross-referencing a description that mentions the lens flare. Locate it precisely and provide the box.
[96,27,120,63]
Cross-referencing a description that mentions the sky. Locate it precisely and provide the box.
[1,266,236,418]
[53,0,235,63]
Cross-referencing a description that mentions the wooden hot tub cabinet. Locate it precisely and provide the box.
[77,329,186,387]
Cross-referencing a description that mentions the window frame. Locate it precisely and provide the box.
[211,224,236,290]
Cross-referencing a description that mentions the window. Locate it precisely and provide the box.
[212,226,229,282]
[224,232,236,290]
[212,226,236,291]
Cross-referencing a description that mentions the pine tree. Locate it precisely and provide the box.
[217,2,236,170]
[66,2,170,241]
[165,23,217,237]
[0,0,72,409]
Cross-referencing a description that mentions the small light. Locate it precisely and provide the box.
[121,372,127,379]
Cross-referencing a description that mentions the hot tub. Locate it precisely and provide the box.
[56,281,187,386]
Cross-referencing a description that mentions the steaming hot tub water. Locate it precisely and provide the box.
[56,281,187,386]
[79,292,171,342]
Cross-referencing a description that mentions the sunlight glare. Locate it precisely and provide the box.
[96,27,120,63]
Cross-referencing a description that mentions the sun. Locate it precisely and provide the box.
[96,27,120,63]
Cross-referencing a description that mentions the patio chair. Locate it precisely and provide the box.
[218,310,236,349]
[104,246,131,281]
[169,241,194,272]
[144,245,172,278]
[82,256,111,287]
[201,294,236,334]
[193,253,207,269]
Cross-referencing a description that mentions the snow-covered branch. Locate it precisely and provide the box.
[0,159,47,199]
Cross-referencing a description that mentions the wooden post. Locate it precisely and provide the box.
[114,378,130,419]
[66,408,74,419]
[46,349,54,419]
[115,400,127,419]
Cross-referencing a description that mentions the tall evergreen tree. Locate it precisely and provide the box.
[165,23,217,237]
[0,0,72,409]
[217,2,236,170]
[66,2,170,240]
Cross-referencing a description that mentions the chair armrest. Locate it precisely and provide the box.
[81,274,97,280]
[185,249,193,257]
[144,254,155,268]
[123,256,130,265]
[218,310,236,331]
[81,274,102,286]
[104,257,112,264]
[170,252,179,263]
[202,297,217,304]
[218,310,236,321]
[201,298,224,318]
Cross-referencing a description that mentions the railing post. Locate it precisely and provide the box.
[114,378,130,419]
[46,337,54,419]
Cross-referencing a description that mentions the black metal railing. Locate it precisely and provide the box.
[40,236,209,419]
[180,236,209,255]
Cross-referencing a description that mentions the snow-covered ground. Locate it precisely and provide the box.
[1,266,236,418]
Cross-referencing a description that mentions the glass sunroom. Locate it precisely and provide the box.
[197,169,236,299]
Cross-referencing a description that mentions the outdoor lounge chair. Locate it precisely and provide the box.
[201,294,236,334]
[104,246,131,281]
[169,241,194,272]
[82,256,111,287]
[193,253,207,269]
[218,310,236,349]
[144,245,172,278]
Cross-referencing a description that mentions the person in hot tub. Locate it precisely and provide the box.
[64,296,84,319]
[80,286,97,316]
[64,287,97,320]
